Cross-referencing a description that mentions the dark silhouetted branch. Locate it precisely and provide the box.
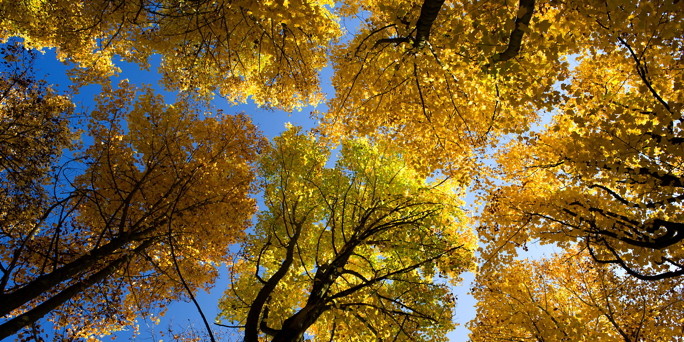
[491,0,536,63]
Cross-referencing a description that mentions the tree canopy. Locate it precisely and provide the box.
[473,0,683,280]
[470,249,684,341]
[0,0,340,109]
[0,56,263,339]
[0,0,682,340]
[322,0,683,282]
[218,127,475,342]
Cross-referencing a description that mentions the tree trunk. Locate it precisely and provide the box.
[0,237,152,340]
[414,0,446,48]
[0,229,150,318]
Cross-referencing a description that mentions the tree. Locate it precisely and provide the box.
[324,0,681,174]
[477,0,683,279]
[469,249,684,341]
[320,0,683,278]
[0,0,341,109]
[322,0,564,179]
[478,90,684,280]
[0,42,75,259]
[217,127,476,342]
[0,75,264,340]
[2,0,683,339]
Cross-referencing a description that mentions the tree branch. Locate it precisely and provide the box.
[491,0,536,64]
[0,239,152,339]
[587,237,684,280]
[329,245,464,301]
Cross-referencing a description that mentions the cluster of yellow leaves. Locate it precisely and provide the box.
[0,58,73,241]
[469,249,684,341]
[322,0,682,188]
[478,0,683,278]
[60,82,263,338]
[1,79,264,340]
[0,43,75,306]
[322,0,577,180]
[218,127,475,341]
[0,0,341,109]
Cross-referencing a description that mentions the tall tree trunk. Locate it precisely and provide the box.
[414,0,446,48]
[0,229,150,318]
[0,238,152,339]
[244,223,304,342]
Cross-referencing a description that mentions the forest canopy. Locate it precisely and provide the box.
[0,0,682,341]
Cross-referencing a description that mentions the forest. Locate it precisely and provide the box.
[0,0,682,341]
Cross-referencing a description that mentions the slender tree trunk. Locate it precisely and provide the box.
[0,238,153,339]
[244,223,304,342]
[0,258,124,339]
[0,229,149,318]
[269,239,358,342]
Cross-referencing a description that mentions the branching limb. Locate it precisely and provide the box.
[490,0,536,64]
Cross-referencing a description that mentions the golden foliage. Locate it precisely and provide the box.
[470,249,684,341]
[477,0,683,279]
[1,0,683,339]
[218,127,475,342]
[0,0,341,109]
[0,79,264,340]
